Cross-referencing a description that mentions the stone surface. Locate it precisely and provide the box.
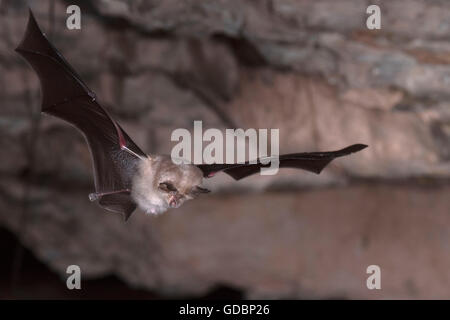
[0,0,449,299]
[1,177,449,299]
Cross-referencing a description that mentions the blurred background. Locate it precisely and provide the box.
[0,0,449,299]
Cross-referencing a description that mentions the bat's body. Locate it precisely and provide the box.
[130,155,204,215]
[16,11,367,221]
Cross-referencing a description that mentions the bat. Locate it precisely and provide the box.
[15,10,367,221]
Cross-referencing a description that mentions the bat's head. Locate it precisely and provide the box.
[154,156,210,209]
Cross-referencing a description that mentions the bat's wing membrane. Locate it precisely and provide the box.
[16,11,145,220]
[197,144,367,180]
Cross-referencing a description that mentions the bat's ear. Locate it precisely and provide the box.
[196,186,211,194]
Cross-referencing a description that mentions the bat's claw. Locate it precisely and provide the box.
[89,193,99,201]
[88,91,96,101]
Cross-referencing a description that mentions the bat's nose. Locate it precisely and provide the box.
[169,195,177,208]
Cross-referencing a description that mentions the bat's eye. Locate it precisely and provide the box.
[159,182,177,192]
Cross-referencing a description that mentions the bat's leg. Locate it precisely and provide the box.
[89,189,130,201]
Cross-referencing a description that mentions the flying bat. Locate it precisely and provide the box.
[15,11,367,220]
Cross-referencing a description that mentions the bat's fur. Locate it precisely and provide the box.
[131,155,204,215]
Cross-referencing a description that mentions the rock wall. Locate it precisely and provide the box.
[0,0,449,299]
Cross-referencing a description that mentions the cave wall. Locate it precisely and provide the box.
[0,0,449,299]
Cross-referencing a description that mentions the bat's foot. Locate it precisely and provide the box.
[89,193,99,201]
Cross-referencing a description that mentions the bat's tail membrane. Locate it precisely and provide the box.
[98,194,137,221]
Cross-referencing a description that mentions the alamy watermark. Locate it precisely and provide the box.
[66,4,381,30]
[171,121,280,175]
[66,5,81,30]
[366,265,381,290]
[366,5,381,30]
[65,4,381,31]
[66,264,81,290]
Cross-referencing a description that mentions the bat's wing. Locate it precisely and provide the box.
[15,10,145,220]
[197,144,367,180]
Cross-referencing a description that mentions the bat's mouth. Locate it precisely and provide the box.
[168,195,180,208]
